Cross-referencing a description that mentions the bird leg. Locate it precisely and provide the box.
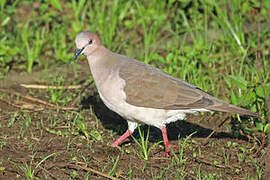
[161,127,171,156]
[111,121,137,147]
[156,127,178,157]
[111,130,133,147]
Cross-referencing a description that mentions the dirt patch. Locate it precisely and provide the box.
[0,64,264,179]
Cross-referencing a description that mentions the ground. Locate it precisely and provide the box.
[0,0,269,179]
[0,61,265,179]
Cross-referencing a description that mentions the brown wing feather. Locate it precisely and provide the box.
[118,56,260,117]
[119,59,213,109]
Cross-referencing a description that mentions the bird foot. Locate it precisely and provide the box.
[168,144,179,150]
[111,130,133,148]
[111,141,119,148]
[154,151,171,157]
[154,144,179,157]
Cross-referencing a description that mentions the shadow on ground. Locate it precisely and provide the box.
[80,93,249,145]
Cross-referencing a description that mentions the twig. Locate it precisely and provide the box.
[0,89,78,111]
[20,84,82,90]
[54,126,69,129]
[73,164,119,180]
[194,157,227,168]
[53,162,118,180]
[37,165,57,180]
[0,98,44,111]
[193,157,241,169]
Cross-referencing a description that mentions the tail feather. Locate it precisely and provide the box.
[208,104,260,118]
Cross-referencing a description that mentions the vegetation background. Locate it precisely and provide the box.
[0,0,269,179]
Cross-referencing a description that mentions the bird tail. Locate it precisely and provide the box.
[208,103,260,118]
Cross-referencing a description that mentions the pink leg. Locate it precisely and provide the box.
[111,130,133,147]
[159,127,179,157]
[161,127,171,155]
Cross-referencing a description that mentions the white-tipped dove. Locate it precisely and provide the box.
[74,31,259,156]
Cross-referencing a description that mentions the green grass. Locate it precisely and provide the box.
[132,125,162,160]
[0,0,269,179]
[9,152,57,180]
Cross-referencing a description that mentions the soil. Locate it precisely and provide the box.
[0,61,265,179]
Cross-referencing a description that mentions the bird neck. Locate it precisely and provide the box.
[87,47,119,88]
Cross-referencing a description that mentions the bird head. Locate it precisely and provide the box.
[74,31,102,60]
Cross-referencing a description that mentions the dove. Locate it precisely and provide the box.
[74,31,259,156]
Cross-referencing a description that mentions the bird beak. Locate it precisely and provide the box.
[74,48,84,60]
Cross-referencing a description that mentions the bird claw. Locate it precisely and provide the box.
[154,151,171,157]
[154,144,179,157]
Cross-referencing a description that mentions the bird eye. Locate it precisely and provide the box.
[89,39,93,45]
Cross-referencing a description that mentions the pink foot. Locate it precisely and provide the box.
[155,151,171,157]
[111,130,133,147]
[155,144,179,157]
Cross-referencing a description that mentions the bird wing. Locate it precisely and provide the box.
[119,58,216,110]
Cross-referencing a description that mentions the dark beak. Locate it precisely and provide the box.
[74,48,84,60]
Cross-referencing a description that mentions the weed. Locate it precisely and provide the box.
[132,125,162,160]
[9,152,57,180]
[173,132,197,165]
[21,24,46,72]
[108,155,119,177]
